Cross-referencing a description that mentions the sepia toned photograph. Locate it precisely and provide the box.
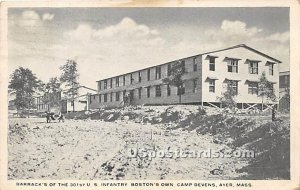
[1,1,299,189]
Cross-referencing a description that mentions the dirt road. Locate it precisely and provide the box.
[8,117,249,180]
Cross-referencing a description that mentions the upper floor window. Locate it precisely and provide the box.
[193,57,197,72]
[248,82,258,95]
[123,75,126,86]
[227,58,239,73]
[167,63,172,76]
[130,73,134,84]
[104,80,107,89]
[248,61,259,74]
[209,57,216,71]
[155,66,161,79]
[138,72,142,82]
[98,82,101,90]
[181,60,185,72]
[116,77,119,87]
[269,63,274,76]
[147,69,151,81]
[227,80,238,95]
[110,79,113,88]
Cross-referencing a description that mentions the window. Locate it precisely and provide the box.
[280,75,290,88]
[104,80,107,89]
[177,83,185,95]
[99,94,101,103]
[110,79,113,88]
[167,84,171,96]
[138,72,142,82]
[130,73,134,84]
[129,90,134,102]
[269,63,274,76]
[167,63,172,76]
[248,82,258,95]
[193,57,197,71]
[209,57,216,71]
[155,85,161,97]
[147,69,151,81]
[193,79,198,93]
[227,80,238,95]
[90,95,92,104]
[227,59,239,73]
[116,92,120,101]
[138,88,142,99]
[116,77,119,87]
[249,61,258,74]
[146,86,151,98]
[98,82,101,90]
[181,60,185,72]
[209,80,215,93]
[123,90,126,100]
[110,93,113,102]
[155,66,161,79]
[104,94,107,102]
[123,75,126,86]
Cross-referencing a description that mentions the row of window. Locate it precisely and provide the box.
[91,79,273,104]
[100,58,198,90]
[37,104,50,110]
[208,79,271,96]
[208,56,275,75]
[91,79,198,103]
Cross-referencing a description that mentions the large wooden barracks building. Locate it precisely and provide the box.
[88,44,280,109]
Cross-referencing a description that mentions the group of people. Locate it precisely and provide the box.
[46,111,64,123]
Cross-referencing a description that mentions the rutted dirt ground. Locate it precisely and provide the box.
[8,106,290,180]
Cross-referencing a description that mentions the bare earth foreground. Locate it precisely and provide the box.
[8,105,290,180]
[8,117,248,180]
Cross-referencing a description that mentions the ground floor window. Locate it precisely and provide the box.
[99,94,101,102]
[227,80,238,95]
[110,93,113,102]
[193,79,198,93]
[147,86,151,98]
[248,82,258,95]
[209,80,215,93]
[104,94,107,102]
[167,84,171,96]
[116,92,120,101]
[138,88,142,99]
[155,85,161,97]
[177,83,185,95]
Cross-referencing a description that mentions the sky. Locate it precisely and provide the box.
[8,7,290,89]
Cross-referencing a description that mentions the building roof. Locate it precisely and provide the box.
[96,44,282,82]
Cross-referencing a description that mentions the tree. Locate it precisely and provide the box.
[162,61,185,103]
[60,60,80,112]
[8,67,42,112]
[41,77,61,109]
[258,72,276,111]
[217,85,237,110]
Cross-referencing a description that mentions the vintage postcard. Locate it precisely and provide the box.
[0,0,299,190]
